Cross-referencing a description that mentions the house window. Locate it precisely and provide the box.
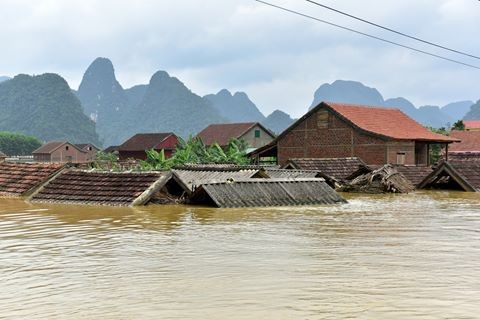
[396,152,406,165]
[317,110,329,128]
[88,146,92,151]
[254,130,261,138]
[66,146,69,151]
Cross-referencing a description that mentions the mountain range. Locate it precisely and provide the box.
[0,74,99,144]
[310,80,475,129]
[0,59,478,147]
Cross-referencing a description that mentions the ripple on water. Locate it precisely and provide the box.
[0,192,479,319]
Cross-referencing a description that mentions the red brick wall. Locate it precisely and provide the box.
[277,106,419,166]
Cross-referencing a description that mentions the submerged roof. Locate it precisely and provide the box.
[196,122,274,146]
[190,178,346,208]
[418,161,480,192]
[285,157,368,181]
[264,168,321,179]
[0,162,66,196]
[449,130,480,153]
[172,168,267,194]
[118,133,175,151]
[31,170,166,206]
[392,165,434,187]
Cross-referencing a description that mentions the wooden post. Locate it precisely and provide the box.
[445,143,449,162]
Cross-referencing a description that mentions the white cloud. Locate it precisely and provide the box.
[0,0,478,117]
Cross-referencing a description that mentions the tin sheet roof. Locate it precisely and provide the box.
[190,178,346,208]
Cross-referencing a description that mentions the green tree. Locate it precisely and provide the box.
[140,136,250,170]
[0,131,42,156]
[452,120,465,131]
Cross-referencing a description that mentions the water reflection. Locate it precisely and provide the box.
[0,192,479,319]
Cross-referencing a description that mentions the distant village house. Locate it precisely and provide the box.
[448,130,480,161]
[75,143,100,161]
[250,102,458,166]
[464,120,480,131]
[196,122,275,150]
[117,133,179,160]
[32,141,96,163]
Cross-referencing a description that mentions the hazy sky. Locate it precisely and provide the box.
[1,0,479,117]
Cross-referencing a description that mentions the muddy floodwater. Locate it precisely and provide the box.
[1,192,480,319]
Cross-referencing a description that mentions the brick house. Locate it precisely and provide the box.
[448,130,480,161]
[75,143,100,161]
[250,102,458,166]
[32,141,89,163]
[118,133,179,160]
[196,122,275,149]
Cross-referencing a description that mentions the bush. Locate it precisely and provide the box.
[0,131,42,156]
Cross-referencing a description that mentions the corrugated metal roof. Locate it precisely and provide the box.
[190,178,346,208]
[172,169,266,194]
[265,169,320,179]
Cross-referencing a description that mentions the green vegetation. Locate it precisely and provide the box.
[0,73,100,145]
[89,151,120,171]
[428,127,447,164]
[0,131,42,156]
[140,136,250,170]
[452,120,465,131]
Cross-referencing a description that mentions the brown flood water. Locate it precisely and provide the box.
[1,191,480,319]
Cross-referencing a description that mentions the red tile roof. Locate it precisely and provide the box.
[449,130,480,152]
[119,133,175,151]
[285,157,367,181]
[464,120,480,130]
[196,122,273,146]
[325,102,457,142]
[0,162,66,196]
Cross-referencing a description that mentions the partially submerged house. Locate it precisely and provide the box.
[189,178,346,208]
[0,162,66,197]
[30,170,173,206]
[118,133,178,160]
[418,161,480,192]
[196,122,275,149]
[448,130,480,161]
[250,102,458,166]
[284,157,369,182]
[32,141,90,163]
[171,167,268,196]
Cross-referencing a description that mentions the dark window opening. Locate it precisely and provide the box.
[254,130,261,138]
[66,146,69,151]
